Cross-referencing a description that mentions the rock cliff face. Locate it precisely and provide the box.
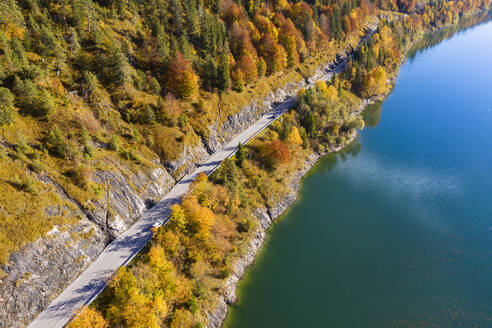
[0,160,175,328]
[90,165,175,237]
[0,218,107,328]
[165,141,210,180]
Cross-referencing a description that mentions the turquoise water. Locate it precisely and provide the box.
[224,18,492,328]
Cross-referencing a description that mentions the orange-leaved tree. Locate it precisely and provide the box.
[257,138,291,169]
[165,52,199,100]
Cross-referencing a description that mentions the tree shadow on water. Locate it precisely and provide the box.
[362,102,383,129]
[313,140,363,175]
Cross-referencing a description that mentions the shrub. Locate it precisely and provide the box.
[257,57,267,77]
[108,135,121,152]
[82,128,94,158]
[66,166,92,189]
[139,105,156,124]
[237,217,254,233]
[120,148,142,164]
[82,71,105,105]
[46,126,68,158]
[177,113,188,128]
[28,161,44,173]
[157,94,182,126]
[15,134,30,155]
[0,87,15,125]
[187,296,198,314]
[21,176,36,193]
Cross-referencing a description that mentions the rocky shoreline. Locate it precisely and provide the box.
[206,123,363,328]
[207,59,403,327]
[205,10,492,326]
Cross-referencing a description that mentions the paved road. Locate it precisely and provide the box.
[27,62,348,328]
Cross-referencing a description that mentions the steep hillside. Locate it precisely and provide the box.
[0,0,488,326]
[70,7,491,328]
[0,0,384,269]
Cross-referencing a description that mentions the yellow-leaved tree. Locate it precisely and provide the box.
[105,267,167,328]
[286,126,303,146]
[67,306,108,328]
[363,66,387,97]
[182,196,215,240]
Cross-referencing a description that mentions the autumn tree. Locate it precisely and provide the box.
[221,0,245,27]
[67,307,108,328]
[362,66,387,97]
[229,22,256,58]
[257,138,291,170]
[319,13,331,38]
[279,18,299,67]
[170,308,195,328]
[182,196,215,240]
[286,126,304,147]
[237,55,258,82]
[166,52,199,99]
[169,204,187,232]
[231,68,245,92]
[259,33,286,75]
[104,267,167,328]
[257,57,266,76]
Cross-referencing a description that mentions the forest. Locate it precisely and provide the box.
[0,0,486,268]
[59,0,490,326]
[0,0,387,265]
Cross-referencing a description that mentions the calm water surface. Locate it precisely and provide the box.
[225,18,492,328]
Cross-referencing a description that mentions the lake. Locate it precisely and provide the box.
[224,16,492,328]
